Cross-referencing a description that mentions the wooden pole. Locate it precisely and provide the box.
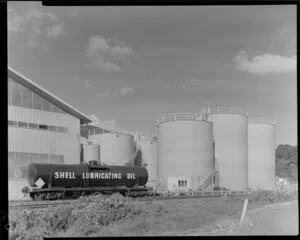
[240,198,248,223]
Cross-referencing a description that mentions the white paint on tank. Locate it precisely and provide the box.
[248,120,276,190]
[210,108,248,190]
[88,133,134,166]
[157,114,213,190]
[136,140,158,184]
[83,144,100,164]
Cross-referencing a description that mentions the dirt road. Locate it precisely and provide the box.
[163,199,298,236]
[236,200,298,235]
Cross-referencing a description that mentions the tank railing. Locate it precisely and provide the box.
[208,107,248,116]
[158,111,211,124]
[135,131,157,141]
[159,188,253,197]
[248,118,276,125]
[88,127,135,137]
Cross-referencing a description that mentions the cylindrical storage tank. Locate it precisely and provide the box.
[209,107,248,191]
[157,112,213,191]
[135,137,158,187]
[83,144,100,164]
[88,130,135,166]
[248,119,276,190]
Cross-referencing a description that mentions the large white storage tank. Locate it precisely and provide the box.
[135,135,158,187]
[157,112,213,191]
[248,118,276,190]
[209,107,248,191]
[83,144,100,164]
[88,128,135,166]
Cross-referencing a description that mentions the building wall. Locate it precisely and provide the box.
[8,75,81,199]
[8,106,80,165]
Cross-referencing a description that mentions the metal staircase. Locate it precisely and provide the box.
[198,169,220,191]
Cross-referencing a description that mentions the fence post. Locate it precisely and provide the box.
[240,198,249,223]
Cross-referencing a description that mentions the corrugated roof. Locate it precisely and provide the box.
[8,67,93,124]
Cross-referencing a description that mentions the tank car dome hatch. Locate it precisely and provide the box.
[248,118,276,190]
[208,107,248,191]
[157,112,213,192]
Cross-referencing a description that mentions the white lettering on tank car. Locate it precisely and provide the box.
[82,172,123,179]
[127,173,136,179]
[54,172,76,179]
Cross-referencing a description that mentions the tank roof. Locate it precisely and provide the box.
[248,118,276,126]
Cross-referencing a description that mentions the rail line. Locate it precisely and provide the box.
[10,192,253,209]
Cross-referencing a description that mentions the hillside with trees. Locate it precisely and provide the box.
[276,144,298,181]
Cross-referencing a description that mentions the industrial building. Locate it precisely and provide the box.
[248,118,276,190]
[7,67,277,199]
[8,67,93,199]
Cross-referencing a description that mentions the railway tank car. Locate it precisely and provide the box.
[27,161,149,200]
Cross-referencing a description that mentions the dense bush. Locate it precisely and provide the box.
[276,144,298,181]
[9,193,149,239]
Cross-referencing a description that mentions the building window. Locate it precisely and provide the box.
[58,126,68,133]
[8,120,16,126]
[30,153,40,163]
[49,126,58,132]
[14,81,22,107]
[32,91,43,110]
[178,180,187,187]
[40,154,49,163]
[21,167,28,179]
[50,154,58,164]
[28,123,38,129]
[58,155,64,164]
[8,120,68,134]
[43,98,52,111]
[22,87,32,108]
[8,152,15,178]
[8,77,13,105]
[8,77,68,115]
[38,124,48,130]
[18,122,28,128]
[9,152,65,179]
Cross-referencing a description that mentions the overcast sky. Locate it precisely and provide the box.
[8,3,297,146]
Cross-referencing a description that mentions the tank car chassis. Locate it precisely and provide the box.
[29,185,150,200]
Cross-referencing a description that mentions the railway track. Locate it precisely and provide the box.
[10,192,253,209]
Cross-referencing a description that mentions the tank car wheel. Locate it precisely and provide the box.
[29,193,36,201]
[72,192,80,199]
[35,193,46,201]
